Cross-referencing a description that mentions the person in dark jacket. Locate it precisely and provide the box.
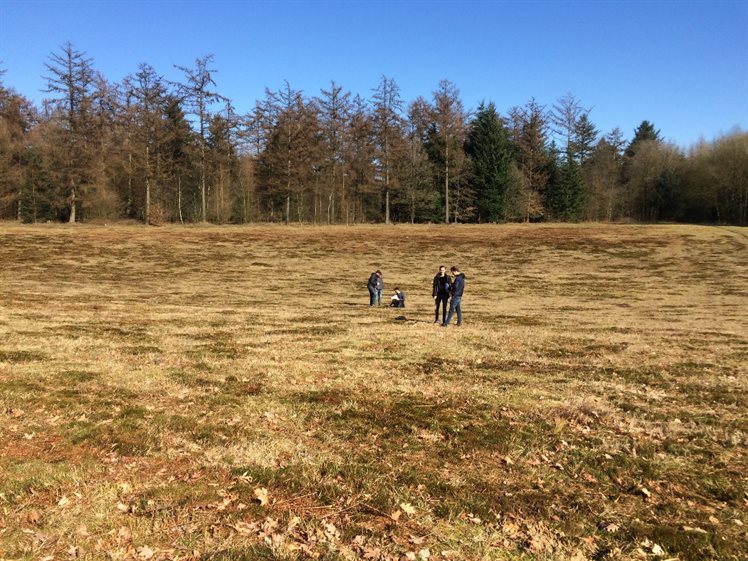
[389,287,405,308]
[368,270,383,306]
[442,265,465,326]
[432,265,451,324]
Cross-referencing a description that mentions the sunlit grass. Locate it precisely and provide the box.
[0,222,746,560]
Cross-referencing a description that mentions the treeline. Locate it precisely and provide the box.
[1,43,746,225]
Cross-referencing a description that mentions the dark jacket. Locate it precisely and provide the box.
[450,273,465,297]
[368,272,379,290]
[432,273,451,297]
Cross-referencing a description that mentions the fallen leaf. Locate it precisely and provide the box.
[254,487,269,506]
[232,521,257,535]
[136,545,155,559]
[651,542,665,556]
[400,502,416,515]
[639,487,651,499]
[418,548,430,560]
[682,526,708,534]
[58,495,71,507]
[287,516,301,532]
[324,521,338,538]
[25,509,41,527]
[117,526,133,542]
[502,520,521,537]
[390,509,402,522]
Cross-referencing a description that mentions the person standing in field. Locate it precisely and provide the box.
[376,271,384,306]
[432,265,451,324]
[442,265,465,326]
[368,270,383,306]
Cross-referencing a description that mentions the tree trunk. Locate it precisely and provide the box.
[127,152,133,217]
[145,146,151,224]
[200,151,207,222]
[177,176,184,224]
[145,177,151,225]
[445,143,450,224]
[69,185,77,223]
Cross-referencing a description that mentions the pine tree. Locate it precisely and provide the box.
[43,42,96,222]
[464,102,513,222]
[345,95,376,223]
[161,96,194,223]
[174,55,226,222]
[125,63,169,224]
[371,76,405,223]
[257,82,319,223]
[426,80,467,223]
[625,120,661,158]
[573,113,598,164]
[549,150,585,221]
[509,99,550,221]
[316,81,352,223]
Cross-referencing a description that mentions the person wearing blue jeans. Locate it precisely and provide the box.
[368,270,383,306]
[442,265,465,326]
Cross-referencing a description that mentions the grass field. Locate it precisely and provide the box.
[0,223,746,561]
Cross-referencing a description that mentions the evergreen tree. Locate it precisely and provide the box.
[402,98,437,223]
[256,82,319,223]
[162,96,195,223]
[371,76,405,223]
[549,149,585,220]
[584,136,624,221]
[316,81,352,222]
[464,102,513,222]
[625,120,661,158]
[174,55,226,222]
[125,63,170,224]
[509,99,550,221]
[427,80,467,223]
[573,113,598,164]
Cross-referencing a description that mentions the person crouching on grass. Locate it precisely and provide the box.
[389,287,405,308]
[442,265,465,327]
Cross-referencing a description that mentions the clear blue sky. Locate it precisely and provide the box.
[1,0,746,148]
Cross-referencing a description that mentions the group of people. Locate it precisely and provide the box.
[367,265,466,326]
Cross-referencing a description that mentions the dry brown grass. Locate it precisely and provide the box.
[0,222,746,561]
